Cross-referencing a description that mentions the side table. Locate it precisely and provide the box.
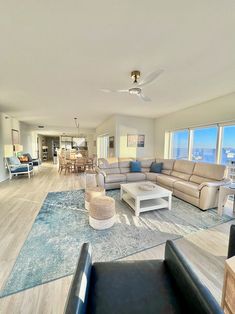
[218,184,235,216]
[222,256,235,313]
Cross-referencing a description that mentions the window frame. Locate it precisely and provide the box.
[169,122,235,164]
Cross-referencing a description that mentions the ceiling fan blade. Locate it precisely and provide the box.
[100,88,129,93]
[137,69,163,87]
[138,93,151,102]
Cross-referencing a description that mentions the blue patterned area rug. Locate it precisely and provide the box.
[0,189,232,298]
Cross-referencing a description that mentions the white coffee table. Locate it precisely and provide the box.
[120,181,172,216]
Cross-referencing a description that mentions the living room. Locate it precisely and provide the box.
[0,1,235,314]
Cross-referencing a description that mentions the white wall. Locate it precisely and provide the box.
[20,122,38,158]
[96,114,155,158]
[116,115,155,158]
[155,92,235,158]
[96,116,118,157]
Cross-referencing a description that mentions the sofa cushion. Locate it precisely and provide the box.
[150,162,163,173]
[171,160,195,181]
[130,161,141,172]
[88,260,186,314]
[105,174,126,183]
[103,168,121,175]
[141,167,150,173]
[146,172,162,182]
[156,158,174,175]
[157,175,179,188]
[98,158,119,169]
[126,172,146,182]
[137,158,156,168]
[118,158,135,168]
[174,181,200,198]
[190,162,227,184]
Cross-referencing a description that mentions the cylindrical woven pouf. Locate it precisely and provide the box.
[89,196,116,230]
[85,187,105,210]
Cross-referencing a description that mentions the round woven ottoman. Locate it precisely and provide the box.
[89,196,116,230]
[85,187,105,210]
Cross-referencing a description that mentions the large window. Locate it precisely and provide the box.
[221,125,235,165]
[191,127,218,163]
[171,130,189,160]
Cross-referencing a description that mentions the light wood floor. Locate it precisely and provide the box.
[0,163,234,313]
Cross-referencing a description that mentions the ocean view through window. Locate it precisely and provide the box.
[170,124,235,165]
[171,130,189,160]
[192,127,217,163]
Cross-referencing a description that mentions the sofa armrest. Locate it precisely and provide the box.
[164,240,223,314]
[198,179,231,191]
[95,166,106,177]
[64,243,92,314]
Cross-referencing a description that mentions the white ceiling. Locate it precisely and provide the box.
[0,0,235,131]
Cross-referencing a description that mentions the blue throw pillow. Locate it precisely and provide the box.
[130,161,141,172]
[150,162,163,173]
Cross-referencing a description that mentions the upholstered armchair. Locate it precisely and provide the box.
[6,156,34,179]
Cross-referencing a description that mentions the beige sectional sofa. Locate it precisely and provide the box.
[96,157,230,210]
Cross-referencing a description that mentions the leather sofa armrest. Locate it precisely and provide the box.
[64,243,92,314]
[95,166,106,177]
[198,179,231,191]
[164,240,223,314]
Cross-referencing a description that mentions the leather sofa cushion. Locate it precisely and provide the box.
[141,167,150,173]
[98,158,119,169]
[120,167,130,173]
[137,158,155,168]
[88,260,186,314]
[146,172,162,181]
[174,181,200,198]
[171,160,195,181]
[191,162,226,182]
[156,158,175,175]
[173,160,195,174]
[103,168,121,175]
[190,175,216,185]
[171,171,191,181]
[157,175,179,188]
[105,174,126,183]
[118,158,135,168]
[126,172,146,182]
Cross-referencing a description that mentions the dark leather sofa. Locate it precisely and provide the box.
[64,240,223,314]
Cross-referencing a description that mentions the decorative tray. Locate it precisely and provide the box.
[139,183,157,191]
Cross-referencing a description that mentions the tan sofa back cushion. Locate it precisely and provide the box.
[98,158,119,169]
[156,158,174,175]
[137,158,155,173]
[171,160,195,181]
[190,162,227,184]
[118,158,135,173]
[118,158,135,168]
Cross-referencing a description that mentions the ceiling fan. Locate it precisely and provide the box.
[100,69,163,102]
